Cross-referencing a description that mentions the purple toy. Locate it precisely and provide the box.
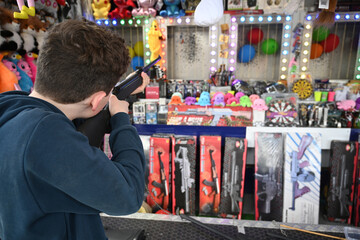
[356,97,360,110]
[235,92,245,101]
[212,92,225,107]
[184,96,197,105]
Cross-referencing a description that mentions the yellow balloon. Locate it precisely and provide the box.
[134,41,144,57]
[128,46,135,58]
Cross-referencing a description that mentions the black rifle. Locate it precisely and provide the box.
[224,151,242,213]
[152,151,169,197]
[77,56,161,147]
[203,149,220,212]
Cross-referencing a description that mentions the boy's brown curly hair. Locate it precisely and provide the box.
[35,19,130,103]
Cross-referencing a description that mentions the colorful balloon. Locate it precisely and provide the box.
[238,44,256,63]
[312,26,330,42]
[261,39,279,55]
[133,41,144,57]
[131,56,144,70]
[310,43,323,59]
[320,34,340,53]
[247,28,264,44]
[128,46,135,58]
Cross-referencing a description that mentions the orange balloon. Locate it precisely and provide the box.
[310,43,324,59]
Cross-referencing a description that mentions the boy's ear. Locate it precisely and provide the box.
[88,91,107,111]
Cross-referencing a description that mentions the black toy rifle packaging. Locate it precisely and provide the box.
[171,135,196,215]
[199,136,222,216]
[255,132,284,221]
[328,141,358,224]
[219,137,247,219]
[147,136,171,213]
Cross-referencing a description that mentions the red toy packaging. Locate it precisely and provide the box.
[147,136,171,213]
[328,141,358,224]
[219,137,247,219]
[171,135,197,215]
[199,135,222,216]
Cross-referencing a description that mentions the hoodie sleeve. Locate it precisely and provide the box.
[25,112,145,215]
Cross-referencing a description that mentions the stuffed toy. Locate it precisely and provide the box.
[17,58,33,81]
[13,0,36,19]
[20,18,38,54]
[7,53,33,92]
[92,0,111,20]
[0,7,23,52]
[29,15,46,52]
[109,0,136,19]
[159,0,185,17]
[194,0,223,26]
[147,20,164,64]
[24,52,37,83]
[132,0,157,17]
[0,53,18,93]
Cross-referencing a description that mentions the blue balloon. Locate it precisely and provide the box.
[131,56,144,70]
[238,44,256,63]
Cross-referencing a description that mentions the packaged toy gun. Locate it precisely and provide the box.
[174,146,195,213]
[203,149,220,213]
[224,151,242,213]
[151,151,169,209]
[255,166,279,214]
[77,56,161,147]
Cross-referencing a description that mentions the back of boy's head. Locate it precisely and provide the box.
[35,19,130,104]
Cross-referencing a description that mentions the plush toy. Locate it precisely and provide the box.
[0,7,23,52]
[169,94,184,105]
[109,0,136,19]
[13,0,36,19]
[7,53,33,92]
[20,18,38,54]
[226,97,239,106]
[212,92,225,107]
[148,20,164,64]
[92,0,111,20]
[132,0,157,17]
[184,96,196,105]
[30,16,47,52]
[234,92,245,101]
[356,98,360,111]
[24,52,37,83]
[252,99,268,111]
[159,0,185,17]
[249,94,260,103]
[224,92,234,103]
[196,92,211,106]
[0,54,18,93]
[239,95,252,107]
[17,58,33,81]
[337,100,355,111]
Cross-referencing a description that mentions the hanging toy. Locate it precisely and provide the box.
[92,0,111,20]
[292,79,313,100]
[13,0,35,19]
[148,20,165,65]
[314,0,338,27]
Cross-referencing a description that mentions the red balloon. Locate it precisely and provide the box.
[247,28,264,44]
[320,34,340,53]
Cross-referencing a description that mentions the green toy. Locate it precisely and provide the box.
[261,39,279,55]
[240,95,252,107]
[312,26,329,42]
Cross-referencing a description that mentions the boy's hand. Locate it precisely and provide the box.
[131,72,150,95]
[108,95,129,116]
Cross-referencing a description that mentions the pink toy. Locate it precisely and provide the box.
[212,92,225,107]
[224,92,234,103]
[337,100,355,111]
[235,92,245,101]
[252,99,268,111]
[132,0,158,17]
[226,97,239,105]
[2,59,21,81]
[249,94,260,103]
[17,59,33,80]
[24,52,37,83]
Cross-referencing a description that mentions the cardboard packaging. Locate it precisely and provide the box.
[199,136,222,216]
[219,137,247,219]
[328,141,358,224]
[147,136,172,212]
[283,133,321,224]
[145,102,158,124]
[255,132,284,221]
[133,102,146,124]
[171,135,197,215]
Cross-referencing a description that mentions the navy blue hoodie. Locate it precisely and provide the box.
[0,91,145,240]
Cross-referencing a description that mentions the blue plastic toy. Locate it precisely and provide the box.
[160,0,185,17]
[238,44,256,63]
[196,92,211,106]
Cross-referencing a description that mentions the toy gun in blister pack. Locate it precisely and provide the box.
[174,146,194,213]
[207,108,233,126]
[77,56,161,147]
[203,149,220,213]
[289,135,315,210]
[223,151,242,213]
[255,166,280,214]
[151,151,169,209]
[330,155,351,217]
